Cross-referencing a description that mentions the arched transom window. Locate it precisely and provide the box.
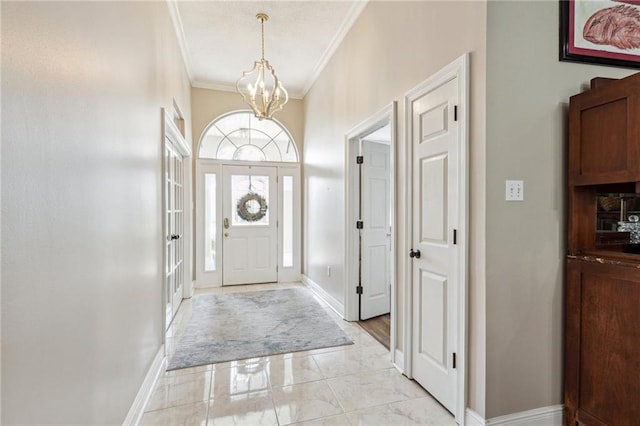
[198,111,298,162]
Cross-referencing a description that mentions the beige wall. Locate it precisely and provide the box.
[485,1,634,419]
[303,0,487,415]
[191,88,304,156]
[1,2,191,423]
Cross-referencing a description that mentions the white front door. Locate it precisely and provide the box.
[410,76,460,413]
[165,142,184,326]
[222,165,278,285]
[361,141,391,320]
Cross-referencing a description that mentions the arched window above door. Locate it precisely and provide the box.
[198,111,298,162]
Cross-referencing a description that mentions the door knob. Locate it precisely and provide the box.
[409,249,421,259]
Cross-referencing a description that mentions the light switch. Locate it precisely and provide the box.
[506,180,524,201]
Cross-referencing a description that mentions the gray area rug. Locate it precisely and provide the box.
[167,288,354,370]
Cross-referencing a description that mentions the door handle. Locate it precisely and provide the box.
[224,218,229,229]
[409,249,421,259]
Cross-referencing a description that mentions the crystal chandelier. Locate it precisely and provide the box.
[236,13,288,120]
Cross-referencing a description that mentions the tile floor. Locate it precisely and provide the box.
[141,282,455,426]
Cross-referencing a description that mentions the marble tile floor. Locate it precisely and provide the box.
[141,282,455,426]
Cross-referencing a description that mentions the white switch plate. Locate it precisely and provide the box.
[506,180,524,201]
[327,266,331,277]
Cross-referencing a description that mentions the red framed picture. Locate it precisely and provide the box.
[560,0,640,68]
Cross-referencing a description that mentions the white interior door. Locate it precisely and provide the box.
[410,76,460,413]
[222,165,277,285]
[165,142,184,326]
[360,141,391,320]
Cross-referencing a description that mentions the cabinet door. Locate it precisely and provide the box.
[568,78,640,186]
[565,258,640,426]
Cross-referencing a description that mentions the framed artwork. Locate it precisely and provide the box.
[560,0,640,68]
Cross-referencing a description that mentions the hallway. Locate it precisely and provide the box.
[142,283,454,425]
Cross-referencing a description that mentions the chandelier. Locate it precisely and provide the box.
[236,13,288,120]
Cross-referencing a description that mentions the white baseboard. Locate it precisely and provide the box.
[466,405,563,426]
[123,346,166,426]
[301,275,345,317]
[393,348,405,373]
[465,409,486,426]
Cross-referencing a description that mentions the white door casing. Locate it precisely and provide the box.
[344,102,397,364]
[405,54,468,421]
[361,141,391,320]
[222,165,278,285]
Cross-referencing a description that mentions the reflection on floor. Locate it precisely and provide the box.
[358,313,391,350]
[141,282,455,425]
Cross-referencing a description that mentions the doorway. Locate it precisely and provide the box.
[345,103,396,356]
[404,53,469,422]
[162,108,192,329]
[194,110,301,288]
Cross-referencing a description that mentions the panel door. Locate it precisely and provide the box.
[165,141,184,327]
[222,165,277,285]
[361,141,391,320]
[411,76,459,413]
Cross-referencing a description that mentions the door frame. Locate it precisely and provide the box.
[344,102,397,358]
[195,159,301,287]
[403,53,469,422]
[161,108,192,333]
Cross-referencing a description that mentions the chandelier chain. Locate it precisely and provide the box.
[260,17,265,60]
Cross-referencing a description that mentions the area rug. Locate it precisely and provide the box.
[167,288,354,370]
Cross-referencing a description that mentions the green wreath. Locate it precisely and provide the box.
[237,192,268,222]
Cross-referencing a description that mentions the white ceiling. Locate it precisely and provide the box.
[169,1,368,99]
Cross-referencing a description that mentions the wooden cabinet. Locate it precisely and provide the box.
[568,75,640,186]
[565,73,640,426]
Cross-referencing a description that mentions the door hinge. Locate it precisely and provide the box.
[356,221,364,229]
[453,352,457,369]
[454,105,458,122]
[356,285,363,294]
[453,229,457,245]
[356,156,364,164]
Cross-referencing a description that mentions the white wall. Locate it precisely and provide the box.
[1,2,191,423]
[485,1,634,419]
[303,1,487,415]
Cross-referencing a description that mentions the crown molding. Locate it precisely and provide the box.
[301,0,369,97]
[165,0,194,82]
[192,80,304,100]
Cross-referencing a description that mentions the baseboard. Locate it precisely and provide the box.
[466,405,563,426]
[301,274,345,317]
[393,348,404,373]
[465,409,486,426]
[123,346,166,426]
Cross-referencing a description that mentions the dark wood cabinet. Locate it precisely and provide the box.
[565,73,640,426]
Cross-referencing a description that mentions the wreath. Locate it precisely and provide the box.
[237,192,268,222]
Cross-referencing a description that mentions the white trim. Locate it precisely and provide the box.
[123,346,166,426]
[163,109,191,157]
[165,0,193,83]
[192,80,304,100]
[465,409,486,426]
[343,102,397,361]
[393,349,405,373]
[465,405,564,426]
[302,274,345,318]
[403,53,470,424]
[301,1,369,97]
